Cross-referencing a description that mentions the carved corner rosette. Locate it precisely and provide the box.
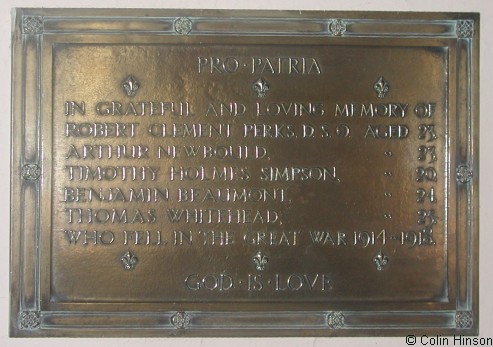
[456,19,474,38]
[456,164,473,184]
[455,311,473,329]
[171,311,190,329]
[174,17,193,35]
[19,311,40,330]
[328,19,347,36]
[21,163,41,181]
[327,311,345,329]
[22,16,43,35]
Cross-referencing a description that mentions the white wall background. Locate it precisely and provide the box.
[1,1,491,346]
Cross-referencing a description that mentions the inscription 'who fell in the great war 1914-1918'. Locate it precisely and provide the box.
[11,10,478,337]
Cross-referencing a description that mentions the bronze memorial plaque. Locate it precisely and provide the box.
[10,9,479,337]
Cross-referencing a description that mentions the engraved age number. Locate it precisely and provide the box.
[407,104,438,247]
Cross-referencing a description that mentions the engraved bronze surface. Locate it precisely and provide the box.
[10,9,479,337]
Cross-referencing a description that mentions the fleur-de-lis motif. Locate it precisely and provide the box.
[374,76,390,98]
[252,251,269,271]
[122,75,140,97]
[373,250,389,271]
[121,250,138,270]
[252,78,270,98]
